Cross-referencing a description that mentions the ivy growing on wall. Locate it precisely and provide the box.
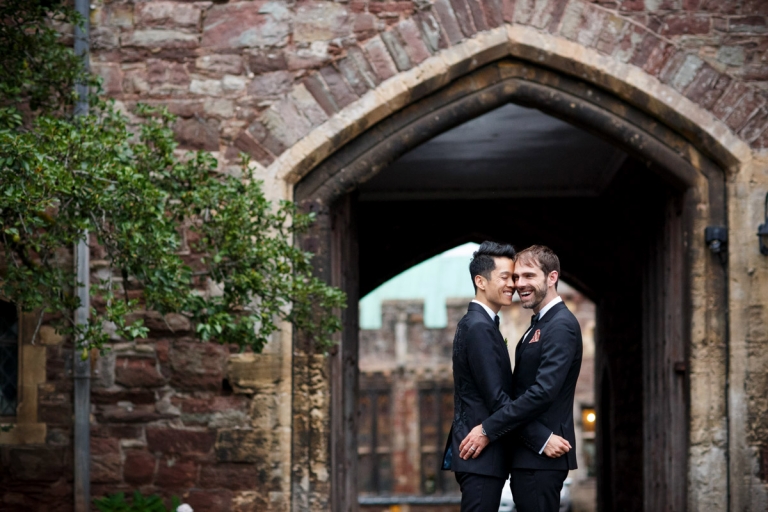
[0,0,345,354]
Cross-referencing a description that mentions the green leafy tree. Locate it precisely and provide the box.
[0,0,345,355]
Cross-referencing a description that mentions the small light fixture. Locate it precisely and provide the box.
[759,192,768,256]
[705,226,727,254]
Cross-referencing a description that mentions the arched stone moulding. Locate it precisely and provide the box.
[267,23,755,197]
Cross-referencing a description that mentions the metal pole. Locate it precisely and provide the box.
[73,0,91,510]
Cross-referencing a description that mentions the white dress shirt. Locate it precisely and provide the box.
[471,299,499,322]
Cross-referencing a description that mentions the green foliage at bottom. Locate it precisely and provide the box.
[94,491,181,512]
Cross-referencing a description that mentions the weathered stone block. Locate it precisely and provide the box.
[202,2,290,50]
[147,427,216,456]
[248,70,294,99]
[295,2,352,43]
[381,31,412,71]
[319,66,358,109]
[185,489,234,511]
[660,13,712,36]
[115,357,166,388]
[135,2,205,30]
[215,429,268,463]
[397,18,432,65]
[174,117,220,151]
[448,0,477,37]
[363,35,399,81]
[196,55,244,77]
[122,30,199,50]
[124,449,157,485]
[433,0,464,45]
[91,437,121,484]
[98,404,176,423]
[156,457,198,488]
[199,463,266,490]
[8,447,67,481]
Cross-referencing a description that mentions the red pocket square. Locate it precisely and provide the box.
[530,329,541,343]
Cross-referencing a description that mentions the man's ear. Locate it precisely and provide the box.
[548,271,559,288]
[474,274,486,291]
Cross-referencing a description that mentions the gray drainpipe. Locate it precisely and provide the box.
[73,0,91,510]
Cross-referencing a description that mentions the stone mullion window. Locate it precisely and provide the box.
[358,374,394,494]
[0,299,47,444]
[0,300,19,419]
[419,383,458,495]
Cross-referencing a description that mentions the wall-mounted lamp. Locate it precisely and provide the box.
[759,192,768,256]
[705,226,727,254]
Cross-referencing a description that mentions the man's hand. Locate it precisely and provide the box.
[542,434,571,458]
[459,425,490,460]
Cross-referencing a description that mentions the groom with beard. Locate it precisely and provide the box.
[457,245,583,512]
[442,242,573,512]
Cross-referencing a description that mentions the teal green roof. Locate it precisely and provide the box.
[359,243,478,329]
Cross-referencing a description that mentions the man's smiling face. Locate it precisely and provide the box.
[513,259,550,311]
[483,256,515,310]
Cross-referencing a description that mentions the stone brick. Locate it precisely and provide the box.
[502,0,516,23]
[291,83,330,126]
[248,70,294,99]
[729,16,768,34]
[135,2,204,30]
[354,13,381,41]
[303,73,339,116]
[613,23,645,63]
[144,312,192,335]
[642,40,677,77]
[261,98,314,147]
[199,463,265,490]
[92,26,119,51]
[467,0,489,31]
[248,120,287,156]
[174,117,220,151]
[448,0,477,37]
[247,51,288,74]
[122,30,199,50]
[739,107,768,142]
[98,404,176,423]
[8,448,67,481]
[596,13,627,55]
[660,14,712,36]
[684,66,730,109]
[558,0,585,41]
[123,449,157,485]
[381,31,412,72]
[147,427,216,456]
[319,66,358,109]
[214,429,267,463]
[115,357,166,388]
[338,57,372,96]
[185,489,234,511]
[294,2,352,43]
[91,63,123,95]
[725,90,764,131]
[481,0,504,28]
[234,131,276,166]
[169,340,229,391]
[91,437,121,484]
[416,10,449,53]
[666,54,704,92]
[195,55,244,77]
[202,2,290,50]
[397,19,433,65]
[91,389,153,410]
[712,81,748,120]
[156,457,198,488]
[433,0,464,45]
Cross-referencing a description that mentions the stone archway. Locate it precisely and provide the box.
[290,47,735,511]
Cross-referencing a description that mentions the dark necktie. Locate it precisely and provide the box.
[494,315,500,329]
[524,314,539,343]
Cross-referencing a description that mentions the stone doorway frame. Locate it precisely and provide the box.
[287,33,739,512]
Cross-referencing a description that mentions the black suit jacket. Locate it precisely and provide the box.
[483,301,582,470]
[443,302,515,478]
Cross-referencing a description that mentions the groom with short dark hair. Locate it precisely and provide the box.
[458,245,582,512]
[442,242,572,512]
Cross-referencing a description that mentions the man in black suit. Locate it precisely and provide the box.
[443,242,572,512]
[458,245,583,512]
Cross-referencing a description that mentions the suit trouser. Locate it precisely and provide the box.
[455,471,506,512]
[510,469,568,512]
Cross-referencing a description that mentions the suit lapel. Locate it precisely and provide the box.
[518,302,567,359]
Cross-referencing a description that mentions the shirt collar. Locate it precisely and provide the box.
[536,296,563,321]
[471,299,498,321]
